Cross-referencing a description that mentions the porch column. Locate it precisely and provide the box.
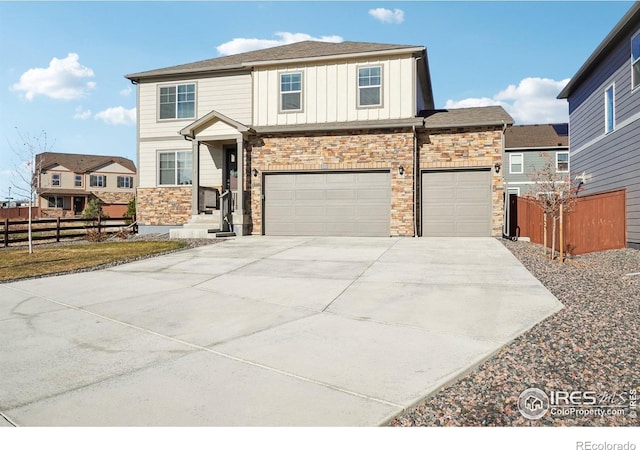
[235,136,245,236]
[191,139,199,215]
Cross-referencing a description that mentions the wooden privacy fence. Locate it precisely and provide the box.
[1,216,136,247]
[0,206,41,221]
[513,189,626,255]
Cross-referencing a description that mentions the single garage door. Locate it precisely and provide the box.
[264,171,390,236]
[422,169,492,237]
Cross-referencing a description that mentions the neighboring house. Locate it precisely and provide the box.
[125,40,513,238]
[35,152,137,218]
[503,123,569,196]
[558,2,640,249]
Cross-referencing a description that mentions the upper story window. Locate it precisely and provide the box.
[158,150,192,186]
[280,72,302,112]
[556,152,569,173]
[117,176,134,189]
[632,32,640,89]
[90,175,107,188]
[605,84,615,133]
[358,66,382,107]
[74,174,82,187]
[159,83,196,120]
[509,153,523,174]
[51,173,60,187]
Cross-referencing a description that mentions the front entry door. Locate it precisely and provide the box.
[224,145,238,192]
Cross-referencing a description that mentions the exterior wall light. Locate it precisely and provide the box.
[252,168,258,177]
[398,165,405,176]
[494,162,502,174]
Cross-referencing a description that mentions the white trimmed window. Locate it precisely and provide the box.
[632,32,640,89]
[605,84,615,133]
[51,173,60,187]
[90,175,107,187]
[509,153,523,174]
[117,176,134,189]
[158,151,192,186]
[159,83,196,120]
[47,196,63,208]
[74,174,82,187]
[358,66,382,107]
[280,72,302,111]
[556,152,569,172]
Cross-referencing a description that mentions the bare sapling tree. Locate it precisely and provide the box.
[8,128,54,253]
[527,152,579,262]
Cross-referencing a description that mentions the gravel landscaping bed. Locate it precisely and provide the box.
[390,239,640,427]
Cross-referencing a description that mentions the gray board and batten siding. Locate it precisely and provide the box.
[560,9,640,248]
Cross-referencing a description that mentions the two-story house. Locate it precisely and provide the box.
[36,152,137,218]
[503,123,569,196]
[558,2,640,249]
[125,41,513,237]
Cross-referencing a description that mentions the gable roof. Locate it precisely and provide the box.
[558,2,640,99]
[504,124,569,149]
[125,41,425,81]
[36,152,136,173]
[419,106,514,128]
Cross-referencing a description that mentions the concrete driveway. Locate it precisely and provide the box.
[0,237,562,426]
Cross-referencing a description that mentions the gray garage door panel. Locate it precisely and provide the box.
[264,171,391,236]
[422,170,492,237]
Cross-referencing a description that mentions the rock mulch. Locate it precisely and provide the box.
[390,239,640,427]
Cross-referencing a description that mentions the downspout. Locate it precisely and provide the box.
[412,125,418,238]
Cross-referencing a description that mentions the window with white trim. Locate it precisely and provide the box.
[358,66,382,107]
[159,83,196,120]
[632,32,640,89]
[280,72,302,111]
[117,176,134,189]
[51,173,60,187]
[509,153,523,174]
[90,175,107,187]
[158,151,192,186]
[74,174,82,187]
[47,196,63,208]
[556,152,569,172]
[605,84,615,133]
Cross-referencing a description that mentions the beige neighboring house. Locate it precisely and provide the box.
[36,152,137,218]
[126,40,513,237]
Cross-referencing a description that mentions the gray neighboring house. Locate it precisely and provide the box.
[503,123,569,196]
[558,2,640,249]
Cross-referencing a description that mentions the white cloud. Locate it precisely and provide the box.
[120,85,132,96]
[216,32,344,56]
[11,53,96,101]
[445,77,570,124]
[73,106,92,120]
[94,106,136,126]
[369,8,405,24]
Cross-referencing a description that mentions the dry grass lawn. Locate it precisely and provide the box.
[0,241,188,282]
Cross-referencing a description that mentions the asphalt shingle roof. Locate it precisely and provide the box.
[125,41,424,80]
[36,152,137,173]
[504,124,569,149]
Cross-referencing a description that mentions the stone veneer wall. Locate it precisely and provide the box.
[136,187,192,226]
[417,126,504,236]
[248,129,415,236]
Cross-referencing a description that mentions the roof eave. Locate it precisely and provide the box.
[558,2,640,99]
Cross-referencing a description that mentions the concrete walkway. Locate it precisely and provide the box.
[0,237,562,426]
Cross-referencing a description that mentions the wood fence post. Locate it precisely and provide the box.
[98,215,102,236]
[559,203,564,263]
[3,218,8,248]
[56,217,61,243]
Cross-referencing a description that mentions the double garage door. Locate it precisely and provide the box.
[262,169,492,237]
[264,171,390,236]
[421,169,492,237]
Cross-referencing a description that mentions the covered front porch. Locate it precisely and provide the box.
[169,110,253,238]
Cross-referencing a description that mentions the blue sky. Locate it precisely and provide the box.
[0,0,634,201]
